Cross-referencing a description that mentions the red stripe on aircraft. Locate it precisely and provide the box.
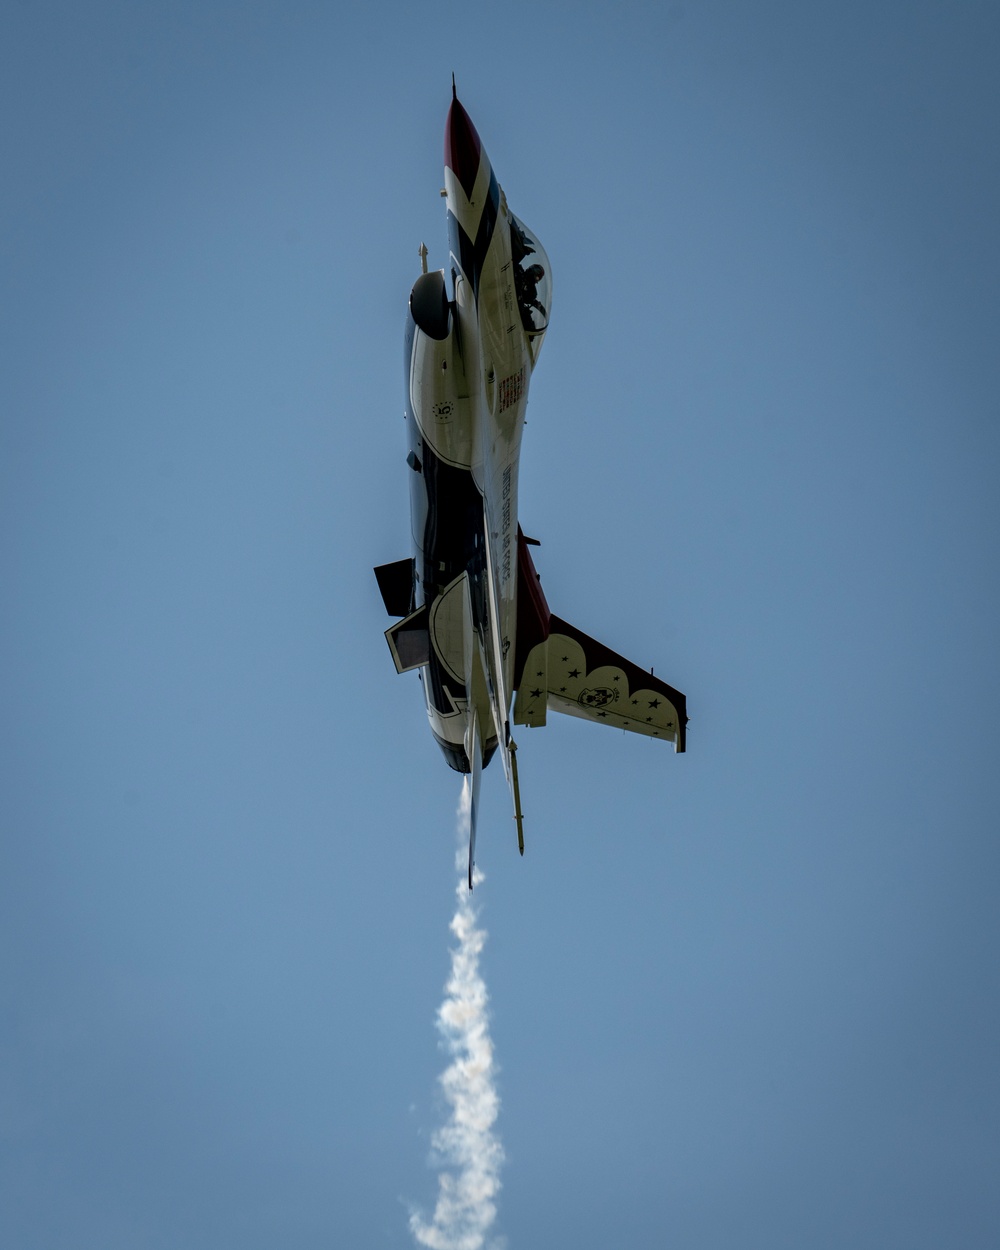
[513,529,552,689]
[445,98,482,199]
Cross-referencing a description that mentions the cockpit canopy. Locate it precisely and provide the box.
[509,214,551,362]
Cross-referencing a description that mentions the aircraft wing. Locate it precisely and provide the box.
[513,616,687,748]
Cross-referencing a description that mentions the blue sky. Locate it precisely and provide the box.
[2,2,998,1247]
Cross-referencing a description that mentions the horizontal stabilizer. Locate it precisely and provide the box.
[374,558,415,617]
[385,604,430,673]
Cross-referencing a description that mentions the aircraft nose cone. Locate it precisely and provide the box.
[445,97,481,199]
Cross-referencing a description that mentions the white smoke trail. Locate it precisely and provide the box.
[409,779,505,1250]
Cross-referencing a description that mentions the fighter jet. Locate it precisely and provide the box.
[375,86,687,884]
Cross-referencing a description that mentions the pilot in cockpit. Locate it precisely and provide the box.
[516,262,547,327]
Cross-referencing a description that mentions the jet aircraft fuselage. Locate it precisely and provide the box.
[375,90,686,880]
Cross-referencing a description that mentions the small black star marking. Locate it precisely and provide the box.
[648,698,661,709]
[613,674,620,682]
[597,711,607,718]
[559,686,566,692]
[561,656,568,662]
[530,688,542,699]
[568,668,580,678]
[631,699,638,706]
